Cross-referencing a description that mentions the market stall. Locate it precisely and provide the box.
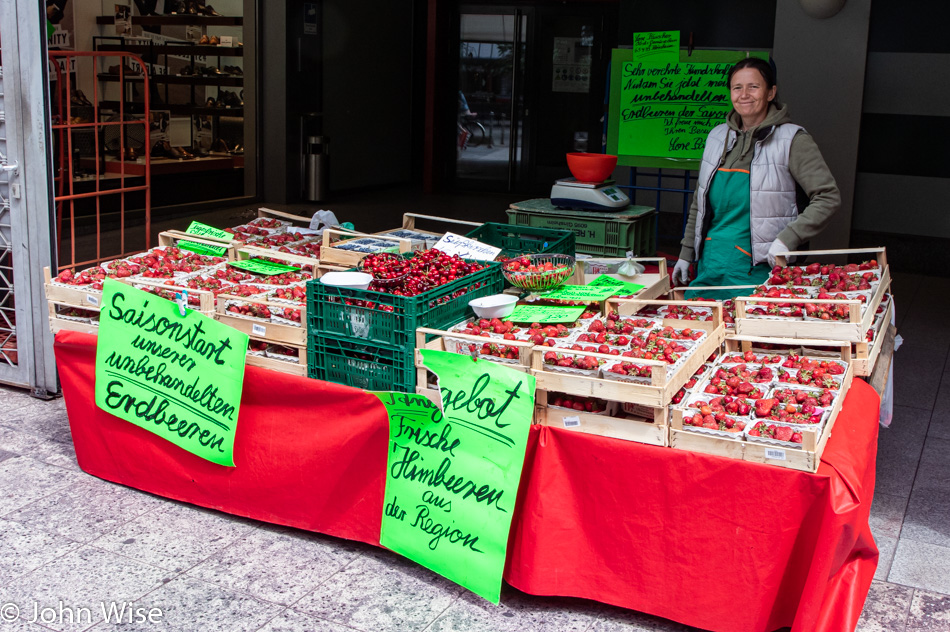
[45,207,890,631]
[54,328,878,632]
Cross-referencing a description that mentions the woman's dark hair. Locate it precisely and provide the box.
[727,57,776,90]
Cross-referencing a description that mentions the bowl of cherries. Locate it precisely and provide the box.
[357,252,411,287]
[502,253,576,292]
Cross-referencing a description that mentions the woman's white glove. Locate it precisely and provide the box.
[672,259,691,285]
[767,239,789,269]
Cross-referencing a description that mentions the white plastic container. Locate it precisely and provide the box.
[320,271,373,290]
[469,294,518,319]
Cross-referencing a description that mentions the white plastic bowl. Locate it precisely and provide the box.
[469,294,518,319]
[320,271,373,290]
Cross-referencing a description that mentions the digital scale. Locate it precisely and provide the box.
[550,178,630,211]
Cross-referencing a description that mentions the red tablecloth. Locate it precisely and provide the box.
[54,330,879,632]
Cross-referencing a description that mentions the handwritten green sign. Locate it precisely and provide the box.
[373,349,536,603]
[618,60,733,159]
[179,240,227,257]
[94,279,249,466]
[228,259,300,275]
[186,221,232,241]
[633,31,679,63]
[589,274,645,296]
[537,284,619,302]
[508,304,585,324]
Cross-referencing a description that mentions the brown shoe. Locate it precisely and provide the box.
[176,146,195,160]
[211,138,229,153]
[121,147,139,161]
[198,34,210,45]
[209,35,220,46]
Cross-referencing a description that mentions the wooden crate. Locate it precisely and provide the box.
[570,257,671,302]
[852,298,894,377]
[215,293,306,346]
[375,213,482,250]
[670,337,854,472]
[47,301,100,335]
[734,247,890,343]
[44,267,104,311]
[414,327,534,394]
[158,230,241,260]
[319,229,413,267]
[530,300,726,407]
[127,276,217,317]
[245,344,307,377]
[534,390,669,446]
[415,386,444,408]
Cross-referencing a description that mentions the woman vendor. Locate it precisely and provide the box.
[672,58,841,297]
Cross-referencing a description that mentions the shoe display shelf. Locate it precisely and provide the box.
[92,9,245,171]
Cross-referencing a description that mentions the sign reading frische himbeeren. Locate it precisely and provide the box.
[94,279,248,466]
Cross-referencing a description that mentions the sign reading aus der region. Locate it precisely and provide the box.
[588,274,645,296]
[373,349,536,603]
[94,279,249,466]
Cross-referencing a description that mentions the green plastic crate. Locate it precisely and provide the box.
[308,334,415,392]
[307,262,503,348]
[464,223,575,259]
[506,200,657,257]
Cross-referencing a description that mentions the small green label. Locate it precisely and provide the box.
[589,274,645,296]
[508,305,585,324]
[186,221,232,241]
[633,31,679,63]
[537,284,619,302]
[179,240,227,257]
[228,259,300,275]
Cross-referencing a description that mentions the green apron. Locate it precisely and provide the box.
[685,168,771,301]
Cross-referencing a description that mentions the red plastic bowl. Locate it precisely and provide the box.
[566,152,618,183]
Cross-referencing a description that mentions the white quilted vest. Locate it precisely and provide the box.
[693,123,803,265]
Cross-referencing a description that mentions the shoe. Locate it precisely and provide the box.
[230,144,244,155]
[209,35,220,46]
[176,146,195,160]
[166,0,184,14]
[192,144,209,158]
[121,147,139,161]
[205,97,216,108]
[198,34,210,45]
[211,138,229,153]
[70,89,93,106]
[180,64,194,76]
[184,1,198,15]
[69,116,91,125]
[198,4,222,17]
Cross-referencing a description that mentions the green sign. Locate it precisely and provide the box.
[374,349,536,603]
[228,259,301,275]
[633,31,679,63]
[618,59,734,158]
[94,279,249,466]
[179,240,227,257]
[508,304,585,324]
[186,221,232,241]
[606,48,769,169]
[537,284,619,302]
[589,274,645,296]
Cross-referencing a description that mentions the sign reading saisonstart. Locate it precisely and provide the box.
[94,279,249,466]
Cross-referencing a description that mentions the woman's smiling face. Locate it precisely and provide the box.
[730,67,777,128]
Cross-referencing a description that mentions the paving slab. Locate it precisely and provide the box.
[856,580,913,632]
[91,501,255,574]
[889,539,950,595]
[0,457,81,517]
[185,525,365,606]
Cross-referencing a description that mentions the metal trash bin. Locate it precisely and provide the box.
[305,135,329,202]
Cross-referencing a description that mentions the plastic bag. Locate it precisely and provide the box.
[308,210,355,236]
[576,256,644,277]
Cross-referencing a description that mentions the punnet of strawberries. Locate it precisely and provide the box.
[751,398,823,424]
[748,421,804,444]
[466,341,520,360]
[549,392,609,413]
[685,400,747,432]
[542,351,603,371]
